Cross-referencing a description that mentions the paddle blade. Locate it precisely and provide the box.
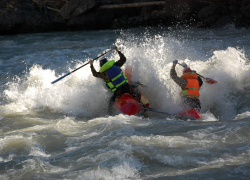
[205,78,217,84]
[124,65,133,84]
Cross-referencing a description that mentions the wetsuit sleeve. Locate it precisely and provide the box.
[90,64,106,80]
[114,51,126,68]
[198,76,203,87]
[170,68,187,89]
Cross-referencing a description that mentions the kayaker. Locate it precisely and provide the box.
[170,60,203,111]
[89,46,135,112]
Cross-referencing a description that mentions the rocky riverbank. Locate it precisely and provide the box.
[1,0,250,36]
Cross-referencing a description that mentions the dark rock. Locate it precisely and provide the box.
[127,16,144,27]
[229,0,242,6]
[111,18,127,29]
[1,0,250,35]
[241,0,250,7]
[147,10,166,26]
[245,5,250,18]
[0,0,65,35]
[198,3,231,27]
[212,15,234,28]
[122,15,130,21]
[241,4,250,15]
[66,10,114,30]
[232,12,244,20]
[140,5,155,17]
[229,0,242,13]
[60,0,101,20]
[229,5,240,13]
[162,0,209,26]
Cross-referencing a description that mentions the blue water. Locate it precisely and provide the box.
[0,26,250,179]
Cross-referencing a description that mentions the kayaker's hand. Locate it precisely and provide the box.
[173,60,178,65]
[89,60,94,66]
[115,46,119,52]
[172,60,178,69]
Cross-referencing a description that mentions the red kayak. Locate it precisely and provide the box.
[113,65,149,115]
[113,94,142,115]
[178,108,201,119]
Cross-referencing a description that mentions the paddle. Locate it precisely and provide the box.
[141,106,198,120]
[177,63,217,84]
[141,107,171,115]
[51,47,115,84]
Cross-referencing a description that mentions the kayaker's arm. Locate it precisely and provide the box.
[90,64,100,77]
[114,49,126,68]
[170,65,187,89]
[89,60,108,81]
[198,76,203,87]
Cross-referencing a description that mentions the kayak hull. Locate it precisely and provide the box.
[178,108,201,119]
[113,94,142,115]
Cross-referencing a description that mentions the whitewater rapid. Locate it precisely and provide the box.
[0,26,250,180]
[1,27,250,120]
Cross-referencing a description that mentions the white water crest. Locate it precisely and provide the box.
[2,28,250,120]
[0,27,250,180]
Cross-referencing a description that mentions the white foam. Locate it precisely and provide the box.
[1,32,250,120]
[234,111,250,120]
[54,117,85,135]
[200,111,218,121]
[29,144,51,158]
[75,164,140,180]
[127,135,190,148]
[0,135,31,162]
[22,159,67,174]
[2,63,110,117]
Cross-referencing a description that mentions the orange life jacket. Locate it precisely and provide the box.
[181,72,200,99]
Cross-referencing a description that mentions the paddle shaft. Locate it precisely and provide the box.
[51,47,115,84]
[177,62,217,84]
[141,107,171,115]
[70,47,115,73]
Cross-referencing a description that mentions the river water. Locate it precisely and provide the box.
[0,26,250,179]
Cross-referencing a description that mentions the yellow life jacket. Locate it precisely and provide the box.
[100,60,128,92]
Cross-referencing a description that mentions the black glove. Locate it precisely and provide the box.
[173,60,178,65]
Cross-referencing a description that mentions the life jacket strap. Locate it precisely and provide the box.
[182,89,200,99]
[106,72,123,83]
[186,87,199,91]
[108,79,129,92]
[106,73,128,92]
[186,95,200,98]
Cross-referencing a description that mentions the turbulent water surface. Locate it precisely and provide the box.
[0,26,250,180]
